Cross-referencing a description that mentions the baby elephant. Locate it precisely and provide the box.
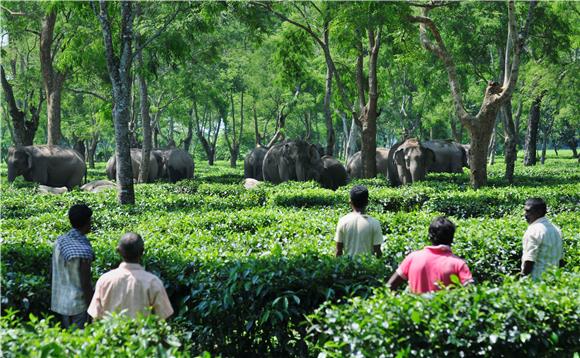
[81,180,116,193]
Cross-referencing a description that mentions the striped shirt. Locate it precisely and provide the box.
[521,217,563,280]
[51,229,94,316]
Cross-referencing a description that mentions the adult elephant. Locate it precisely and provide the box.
[7,145,86,189]
[318,155,348,190]
[156,149,195,183]
[388,138,436,185]
[346,148,391,179]
[262,140,322,184]
[423,140,468,173]
[106,148,158,183]
[244,146,268,181]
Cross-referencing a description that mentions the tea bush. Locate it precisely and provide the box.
[307,271,580,357]
[1,154,579,356]
[1,310,189,357]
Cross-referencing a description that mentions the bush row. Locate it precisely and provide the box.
[1,310,189,357]
[307,271,580,357]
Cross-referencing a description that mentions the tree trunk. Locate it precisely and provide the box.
[345,116,359,162]
[468,114,496,189]
[136,32,152,183]
[97,0,135,205]
[488,128,496,165]
[502,103,517,183]
[1,65,42,146]
[88,133,98,169]
[40,10,66,146]
[183,112,193,152]
[323,61,335,156]
[450,114,462,143]
[253,102,261,146]
[523,93,543,166]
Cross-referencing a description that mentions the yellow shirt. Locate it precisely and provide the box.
[88,262,173,319]
[335,212,383,256]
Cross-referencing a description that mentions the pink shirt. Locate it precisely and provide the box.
[396,245,473,294]
[88,262,174,319]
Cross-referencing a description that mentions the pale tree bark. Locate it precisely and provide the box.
[1,65,43,146]
[410,0,536,188]
[95,0,135,204]
[40,10,66,146]
[488,116,498,165]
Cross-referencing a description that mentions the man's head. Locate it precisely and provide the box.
[428,216,456,246]
[349,185,369,211]
[117,232,145,263]
[524,198,547,224]
[69,204,92,234]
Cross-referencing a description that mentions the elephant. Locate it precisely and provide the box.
[106,148,159,183]
[423,140,468,173]
[81,180,116,193]
[154,149,195,183]
[7,145,86,189]
[388,138,436,185]
[346,148,391,179]
[262,140,322,184]
[318,155,348,191]
[244,146,268,181]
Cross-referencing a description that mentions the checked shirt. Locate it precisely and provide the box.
[51,229,94,316]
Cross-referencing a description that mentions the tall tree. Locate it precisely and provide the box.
[40,9,67,145]
[94,0,135,204]
[410,0,535,188]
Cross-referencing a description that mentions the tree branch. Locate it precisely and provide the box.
[66,87,110,102]
[0,4,27,16]
[132,7,180,61]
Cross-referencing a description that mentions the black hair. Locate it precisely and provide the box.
[428,216,456,246]
[350,185,369,209]
[118,232,145,261]
[68,204,92,229]
[525,198,547,216]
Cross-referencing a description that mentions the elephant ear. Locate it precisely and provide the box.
[394,147,406,166]
[22,149,33,169]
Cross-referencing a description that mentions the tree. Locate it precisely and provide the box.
[94,0,135,204]
[40,8,67,145]
[0,65,43,146]
[410,0,535,188]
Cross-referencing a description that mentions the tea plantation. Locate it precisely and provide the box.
[1,153,579,357]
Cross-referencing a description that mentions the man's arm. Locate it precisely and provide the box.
[387,272,405,291]
[79,259,94,306]
[335,242,344,257]
[521,260,535,276]
[373,245,382,258]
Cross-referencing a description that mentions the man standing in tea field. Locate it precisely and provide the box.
[521,198,563,280]
[335,185,383,258]
[387,216,473,294]
[88,232,173,320]
[51,204,95,329]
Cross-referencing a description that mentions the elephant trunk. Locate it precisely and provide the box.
[296,164,306,181]
[7,166,17,182]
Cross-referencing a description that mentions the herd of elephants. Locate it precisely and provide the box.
[5,138,469,192]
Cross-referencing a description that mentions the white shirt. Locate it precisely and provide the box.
[335,212,383,257]
[521,217,563,280]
